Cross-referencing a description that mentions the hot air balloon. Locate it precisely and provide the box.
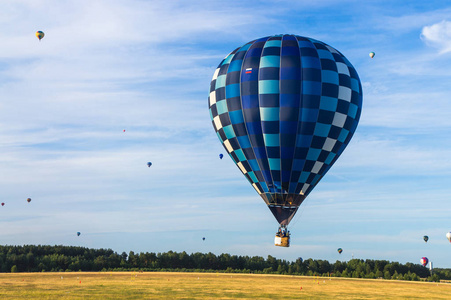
[337,248,343,254]
[202,237,205,241]
[423,235,429,243]
[123,129,126,132]
[369,52,375,58]
[219,154,224,159]
[208,34,363,247]
[147,162,152,167]
[446,232,451,243]
[27,198,31,203]
[77,232,81,236]
[36,31,44,41]
[420,257,428,267]
[1,203,4,206]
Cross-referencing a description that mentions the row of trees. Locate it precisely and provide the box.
[0,245,449,282]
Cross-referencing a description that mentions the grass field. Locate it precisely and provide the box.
[0,272,450,299]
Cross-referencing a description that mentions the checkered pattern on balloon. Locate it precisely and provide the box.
[209,35,362,226]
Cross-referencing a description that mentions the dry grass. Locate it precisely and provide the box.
[0,272,449,299]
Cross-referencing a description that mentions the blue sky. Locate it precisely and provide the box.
[1,0,451,268]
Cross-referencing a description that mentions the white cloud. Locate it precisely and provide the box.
[0,0,268,59]
[421,20,451,54]
[374,8,451,33]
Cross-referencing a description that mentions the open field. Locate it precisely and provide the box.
[0,272,450,299]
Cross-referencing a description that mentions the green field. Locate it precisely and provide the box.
[0,272,450,299]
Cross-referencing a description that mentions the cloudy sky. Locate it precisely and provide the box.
[1,0,451,268]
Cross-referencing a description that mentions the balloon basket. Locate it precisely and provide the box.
[275,235,290,247]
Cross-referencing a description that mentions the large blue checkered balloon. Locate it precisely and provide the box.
[209,34,362,226]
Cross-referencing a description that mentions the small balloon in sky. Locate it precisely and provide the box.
[337,248,343,254]
[123,129,126,132]
[369,52,375,58]
[202,237,205,241]
[446,232,451,243]
[219,154,223,159]
[36,31,44,41]
[147,162,152,167]
[420,257,428,267]
[77,232,81,236]
[1,203,4,206]
[423,235,428,243]
[27,198,31,203]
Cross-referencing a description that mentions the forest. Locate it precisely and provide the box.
[1,245,449,282]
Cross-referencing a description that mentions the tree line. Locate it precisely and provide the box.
[1,245,449,282]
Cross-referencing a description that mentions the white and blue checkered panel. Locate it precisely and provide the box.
[209,34,362,225]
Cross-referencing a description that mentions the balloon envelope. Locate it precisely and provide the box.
[209,34,363,226]
[36,31,44,40]
[337,248,343,254]
[369,52,375,58]
[446,232,451,243]
[423,235,428,243]
[1,203,4,206]
[27,198,31,203]
[77,232,81,236]
[147,162,152,167]
[219,154,224,159]
[420,257,428,267]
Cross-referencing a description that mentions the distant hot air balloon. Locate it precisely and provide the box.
[209,34,363,247]
[1,203,4,206]
[147,162,152,167]
[337,248,343,254]
[123,129,126,132]
[219,154,224,159]
[423,235,429,243]
[27,198,31,203]
[420,257,428,267]
[369,52,375,58]
[77,232,81,236]
[36,31,44,41]
[202,237,205,241]
[446,232,451,243]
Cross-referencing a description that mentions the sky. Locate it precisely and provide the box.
[1,0,451,268]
